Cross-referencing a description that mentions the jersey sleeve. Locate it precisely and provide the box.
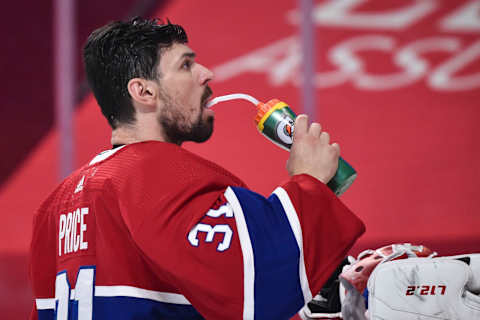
[129,173,365,320]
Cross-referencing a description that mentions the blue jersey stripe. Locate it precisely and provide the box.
[230,187,304,320]
[37,297,203,320]
[94,296,204,319]
[37,309,54,320]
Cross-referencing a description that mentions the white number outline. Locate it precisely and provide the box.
[187,204,234,252]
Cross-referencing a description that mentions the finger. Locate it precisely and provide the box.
[294,114,308,137]
[319,131,330,145]
[309,122,322,137]
[331,142,341,155]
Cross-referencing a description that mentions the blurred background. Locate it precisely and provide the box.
[1,0,479,318]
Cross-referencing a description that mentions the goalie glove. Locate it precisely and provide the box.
[339,243,436,320]
[341,243,437,294]
[301,244,437,320]
[367,254,480,319]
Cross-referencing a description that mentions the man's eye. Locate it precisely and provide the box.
[182,60,192,69]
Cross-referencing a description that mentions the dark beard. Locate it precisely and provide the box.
[158,87,214,145]
[160,112,214,144]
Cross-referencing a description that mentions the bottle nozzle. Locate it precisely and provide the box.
[254,99,281,126]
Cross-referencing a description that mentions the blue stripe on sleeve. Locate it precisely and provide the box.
[230,187,304,320]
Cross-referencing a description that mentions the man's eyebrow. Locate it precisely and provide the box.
[180,52,196,60]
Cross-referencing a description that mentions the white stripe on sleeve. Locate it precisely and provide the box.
[273,187,313,303]
[224,187,255,320]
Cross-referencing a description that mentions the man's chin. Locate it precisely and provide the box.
[192,134,212,143]
[187,115,214,143]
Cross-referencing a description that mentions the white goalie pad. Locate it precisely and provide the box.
[367,254,480,320]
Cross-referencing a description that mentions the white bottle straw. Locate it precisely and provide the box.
[206,93,259,108]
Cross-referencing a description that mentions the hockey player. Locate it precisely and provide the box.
[29,17,365,319]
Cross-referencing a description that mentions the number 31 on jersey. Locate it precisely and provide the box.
[187,204,234,252]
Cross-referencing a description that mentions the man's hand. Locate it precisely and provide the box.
[286,114,340,184]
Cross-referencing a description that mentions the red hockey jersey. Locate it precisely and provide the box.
[30,141,365,319]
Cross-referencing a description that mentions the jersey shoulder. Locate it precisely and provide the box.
[83,141,246,232]
[92,141,246,189]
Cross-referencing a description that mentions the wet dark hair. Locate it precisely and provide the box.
[83,17,188,128]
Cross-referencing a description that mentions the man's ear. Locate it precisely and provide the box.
[127,78,157,110]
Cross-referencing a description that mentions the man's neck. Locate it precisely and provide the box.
[110,126,141,146]
[111,118,169,146]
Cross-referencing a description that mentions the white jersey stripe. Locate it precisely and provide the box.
[225,187,255,320]
[36,286,191,310]
[36,298,56,310]
[95,286,191,305]
[273,187,313,303]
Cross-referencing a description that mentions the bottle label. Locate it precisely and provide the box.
[275,114,294,145]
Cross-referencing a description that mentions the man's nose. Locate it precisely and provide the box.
[196,64,214,85]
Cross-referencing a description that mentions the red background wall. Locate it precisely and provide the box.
[1,0,478,318]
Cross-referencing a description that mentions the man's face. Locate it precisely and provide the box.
[155,43,215,145]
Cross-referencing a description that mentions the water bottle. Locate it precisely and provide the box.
[254,99,357,196]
